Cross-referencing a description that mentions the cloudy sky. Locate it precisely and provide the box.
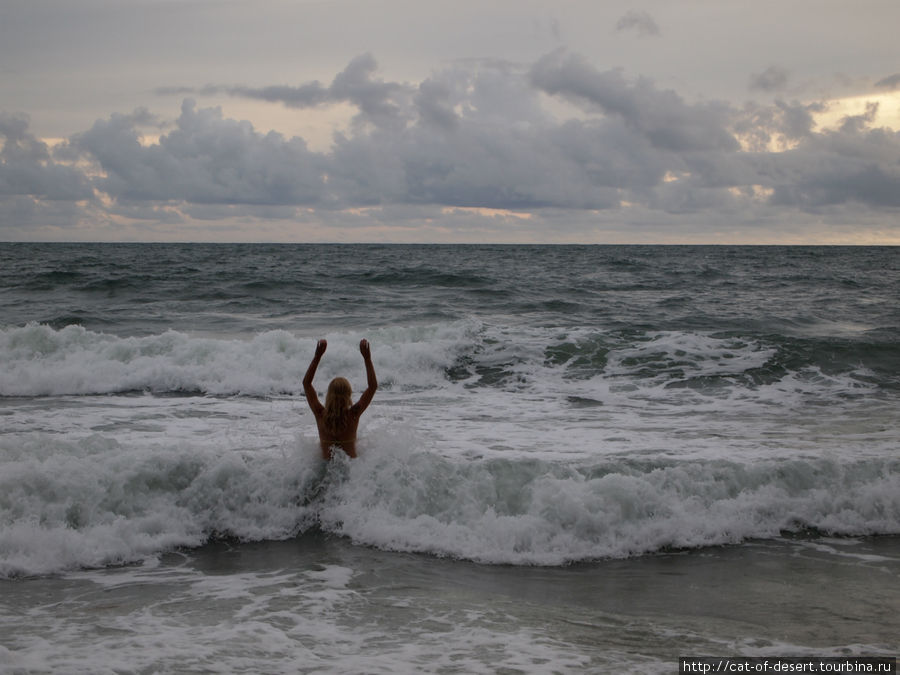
[2,0,899,243]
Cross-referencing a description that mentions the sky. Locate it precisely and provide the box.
[1,0,899,244]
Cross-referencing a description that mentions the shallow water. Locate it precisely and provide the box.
[3,534,898,674]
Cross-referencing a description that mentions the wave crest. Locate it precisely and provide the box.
[4,430,896,577]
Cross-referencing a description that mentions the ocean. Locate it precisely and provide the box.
[1,243,898,673]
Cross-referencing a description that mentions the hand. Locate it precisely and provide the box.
[315,339,327,357]
[359,339,371,359]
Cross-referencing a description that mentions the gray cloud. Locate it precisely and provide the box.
[768,134,900,209]
[414,78,459,131]
[734,100,823,151]
[874,73,900,90]
[754,101,900,210]
[0,113,93,201]
[839,101,879,133]
[160,54,412,130]
[4,51,900,240]
[529,51,738,154]
[614,10,660,37]
[749,66,790,92]
[69,100,326,205]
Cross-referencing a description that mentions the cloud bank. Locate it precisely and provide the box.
[2,52,899,242]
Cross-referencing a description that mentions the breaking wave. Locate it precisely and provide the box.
[2,430,898,577]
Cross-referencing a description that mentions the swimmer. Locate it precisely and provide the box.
[303,339,377,460]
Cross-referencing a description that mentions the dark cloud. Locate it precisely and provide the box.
[156,86,207,97]
[749,66,790,92]
[839,101,879,133]
[0,113,93,201]
[750,101,900,210]
[327,54,410,128]
[414,79,459,131]
[734,100,822,151]
[614,10,660,37]
[767,127,900,209]
[160,54,412,131]
[530,51,738,153]
[549,17,562,42]
[874,73,900,90]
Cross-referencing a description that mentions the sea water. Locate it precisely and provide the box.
[1,244,898,673]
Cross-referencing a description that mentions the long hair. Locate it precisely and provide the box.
[324,377,353,433]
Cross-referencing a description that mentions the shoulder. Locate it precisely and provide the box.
[306,396,324,417]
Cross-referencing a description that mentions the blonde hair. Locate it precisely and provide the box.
[324,377,352,433]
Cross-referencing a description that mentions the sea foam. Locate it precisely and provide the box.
[2,427,898,577]
[322,446,900,565]
[2,320,897,576]
[0,322,470,397]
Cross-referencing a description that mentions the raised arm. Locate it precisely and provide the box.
[302,339,327,416]
[352,339,378,415]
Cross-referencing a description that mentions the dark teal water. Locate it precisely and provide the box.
[1,244,896,334]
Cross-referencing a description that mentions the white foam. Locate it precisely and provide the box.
[4,413,898,577]
[2,321,898,576]
[317,443,900,566]
[0,429,324,577]
[0,322,474,396]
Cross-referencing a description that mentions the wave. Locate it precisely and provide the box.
[0,322,472,397]
[2,431,898,577]
[1,322,894,400]
[323,446,900,565]
[0,433,324,577]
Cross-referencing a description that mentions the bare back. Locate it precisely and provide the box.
[303,338,377,460]
[311,403,366,459]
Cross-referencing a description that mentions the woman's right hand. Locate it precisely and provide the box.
[359,339,371,359]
